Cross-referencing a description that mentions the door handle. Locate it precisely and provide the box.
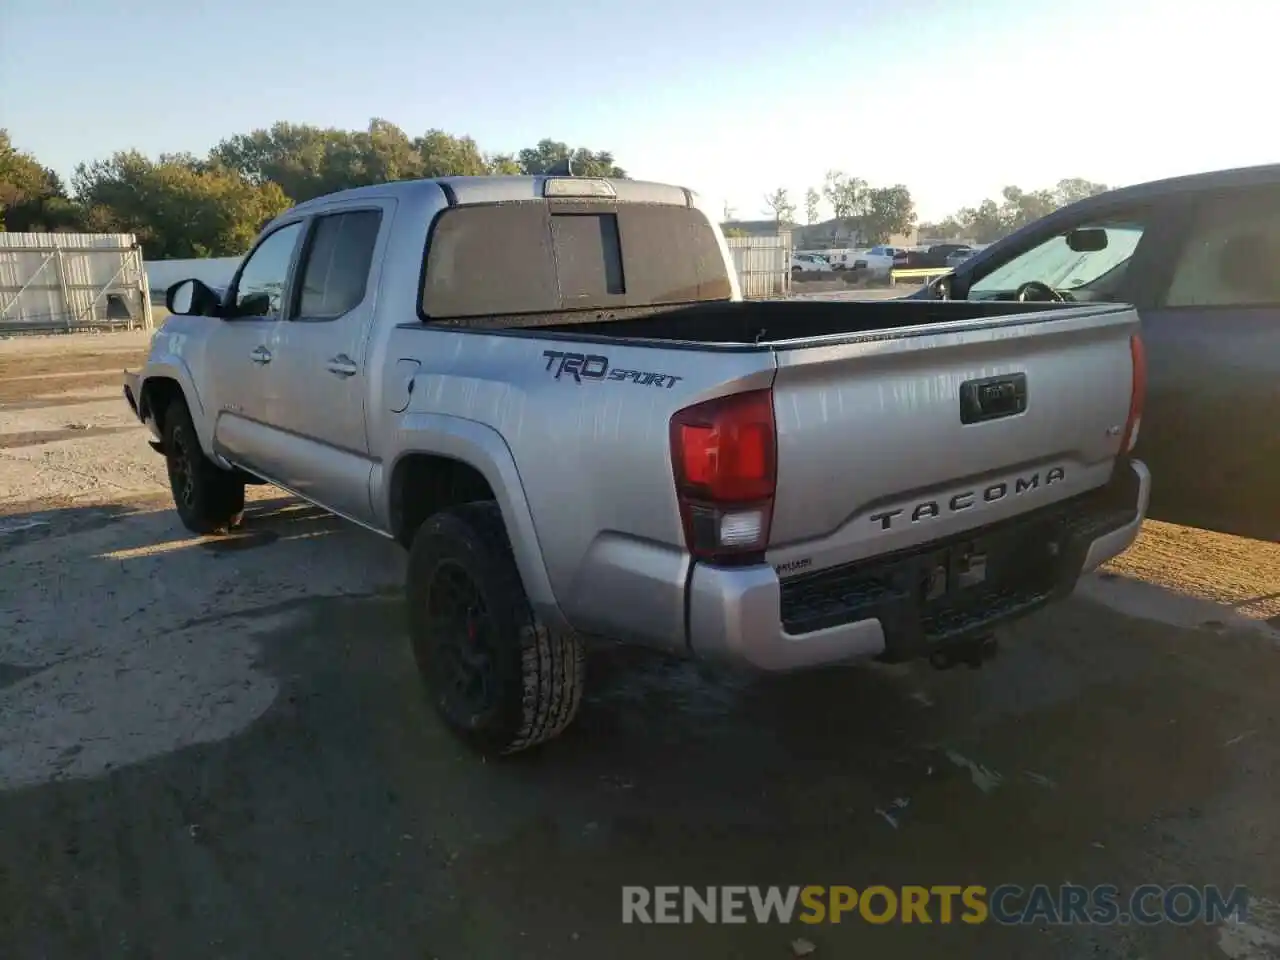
[250,346,272,365]
[326,354,357,378]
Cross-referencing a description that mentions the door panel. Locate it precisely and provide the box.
[206,319,278,464]
[1139,307,1280,537]
[1135,184,1280,540]
[256,207,386,524]
[205,221,305,471]
[263,317,376,522]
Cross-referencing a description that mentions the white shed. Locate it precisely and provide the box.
[0,233,152,334]
[725,232,793,299]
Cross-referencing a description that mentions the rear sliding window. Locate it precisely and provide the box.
[420,201,732,320]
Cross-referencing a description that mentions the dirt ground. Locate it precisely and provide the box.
[1,331,1279,959]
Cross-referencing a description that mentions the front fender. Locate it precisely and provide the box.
[136,357,211,451]
[380,413,566,630]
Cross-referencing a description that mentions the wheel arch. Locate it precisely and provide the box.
[137,361,208,453]
[383,414,565,629]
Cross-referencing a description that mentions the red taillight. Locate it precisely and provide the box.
[670,389,777,564]
[1120,333,1146,454]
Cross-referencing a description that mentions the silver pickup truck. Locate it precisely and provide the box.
[124,175,1149,754]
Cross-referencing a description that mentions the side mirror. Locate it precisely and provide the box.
[165,278,221,316]
[1066,227,1108,253]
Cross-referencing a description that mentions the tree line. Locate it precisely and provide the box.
[744,174,1110,247]
[2,122,1112,257]
[0,122,625,258]
[920,179,1111,244]
[746,173,918,247]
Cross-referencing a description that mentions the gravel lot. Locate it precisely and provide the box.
[1,330,1279,959]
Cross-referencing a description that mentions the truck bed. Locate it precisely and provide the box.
[402,294,1140,581]
[465,298,1102,347]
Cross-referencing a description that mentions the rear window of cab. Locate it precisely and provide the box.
[420,201,732,320]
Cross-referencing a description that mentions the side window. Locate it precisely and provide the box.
[233,222,304,319]
[1163,187,1280,308]
[295,210,383,319]
[968,218,1146,301]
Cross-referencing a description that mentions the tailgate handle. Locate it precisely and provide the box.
[960,374,1027,424]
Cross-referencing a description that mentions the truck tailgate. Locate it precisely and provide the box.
[767,303,1140,569]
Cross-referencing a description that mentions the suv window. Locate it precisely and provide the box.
[1164,186,1280,307]
[296,210,382,319]
[233,222,304,318]
[968,219,1145,300]
[421,201,732,319]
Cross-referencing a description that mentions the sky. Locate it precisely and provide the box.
[1,0,1276,223]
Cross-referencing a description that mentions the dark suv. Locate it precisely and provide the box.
[912,162,1280,541]
[893,243,973,271]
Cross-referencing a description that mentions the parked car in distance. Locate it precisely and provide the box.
[813,249,858,270]
[914,162,1280,541]
[124,174,1149,755]
[945,246,980,269]
[895,244,974,271]
[791,253,833,275]
[852,245,905,278]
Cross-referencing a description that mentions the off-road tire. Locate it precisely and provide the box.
[406,501,585,755]
[163,397,245,535]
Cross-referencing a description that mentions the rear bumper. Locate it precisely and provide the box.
[688,459,1149,671]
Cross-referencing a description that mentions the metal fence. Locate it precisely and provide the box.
[726,233,792,299]
[0,233,153,334]
[0,231,797,334]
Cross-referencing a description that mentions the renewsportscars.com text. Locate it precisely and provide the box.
[621,884,1249,926]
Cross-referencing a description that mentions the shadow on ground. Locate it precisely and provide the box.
[0,498,1277,959]
[1,589,1277,956]
[0,495,340,552]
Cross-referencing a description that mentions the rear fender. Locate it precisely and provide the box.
[381,413,565,630]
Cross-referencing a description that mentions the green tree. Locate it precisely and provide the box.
[763,187,795,224]
[484,153,523,175]
[939,178,1112,244]
[955,198,1007,244]
[804,187,821,225]
[999,185,1057,232]
[415,128,490,178]
[1054,177,1110,207]
[516,139,626,177]
[821,171,868,235]
[0,130,87,232]
[73,151,289,258]
[860,184,915,243]
[211,120,418,202]
[918,218,966,241]
[957,197,1013,244]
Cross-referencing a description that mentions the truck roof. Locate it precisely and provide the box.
[286,175,696,214]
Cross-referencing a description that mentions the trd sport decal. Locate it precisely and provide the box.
[542,350,683,389]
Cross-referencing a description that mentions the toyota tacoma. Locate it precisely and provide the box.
[124,174,1150,753]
